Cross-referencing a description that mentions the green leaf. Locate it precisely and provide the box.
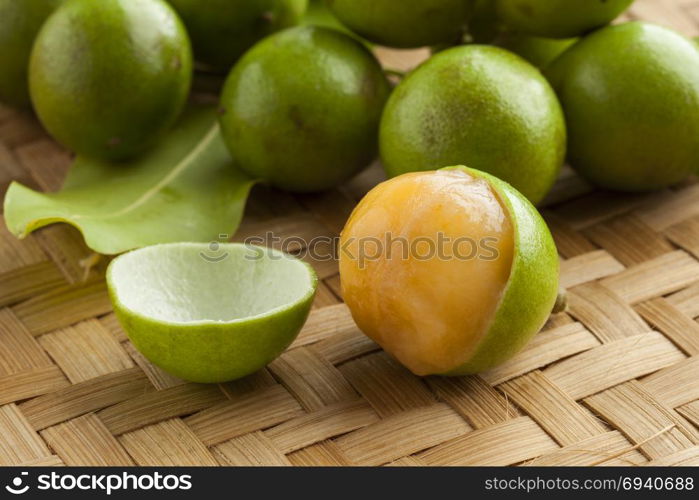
[3,106,256,255]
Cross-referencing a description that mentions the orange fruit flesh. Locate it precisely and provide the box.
[339,169,515,375]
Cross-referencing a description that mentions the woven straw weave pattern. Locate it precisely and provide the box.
[1,0,699,467]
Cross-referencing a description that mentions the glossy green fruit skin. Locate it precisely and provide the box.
[380,45,566,204]
[110,289,315,383]
[496,33,577,69]
[443,166,559,375]
[0,0,62,107]
[30,0,192,161]
[495,0,634,39]
[547,22,699,192]
[327,0,473,48]
[167,0,307,71]
[219,26,390,192]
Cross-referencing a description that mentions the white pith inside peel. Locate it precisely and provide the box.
[108,243,317,325]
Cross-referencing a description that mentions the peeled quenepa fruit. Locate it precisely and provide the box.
[495,0,634,39]
[547,22,699,191]
[340,167,559,376]
[0,0,62,107]
[380,45,566,205]
[219,26,390,192]
[167,0,307,71]
[327,0,473,48]
[30,0,192,161]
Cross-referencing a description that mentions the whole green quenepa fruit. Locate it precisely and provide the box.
[30,0,192,161]
[327,0,473,48]
[0,0,62,107]
[167,0,307,71]
[219,26,391,192]
[495,0,634,39]
[380,45,566,204]
[547,22,699,192]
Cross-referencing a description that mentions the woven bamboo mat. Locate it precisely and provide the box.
[1,0,699,467]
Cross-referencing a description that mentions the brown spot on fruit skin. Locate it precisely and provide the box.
[107,137,122,148]
[517,2,534,17]
[288,106,306,131]
[360,70,378,100]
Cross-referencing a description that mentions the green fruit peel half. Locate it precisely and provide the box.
[107,243,317,383]
[442,166,560,375]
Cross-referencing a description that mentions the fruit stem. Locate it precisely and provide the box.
[552,288,568,314]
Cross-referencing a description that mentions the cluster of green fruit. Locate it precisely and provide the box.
[5,0,699,382]
[374,0,699,202]
[3,0,699,201]
[0,0,306,161]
